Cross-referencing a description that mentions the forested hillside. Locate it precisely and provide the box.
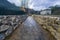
[0,0,26,15]
[50,5,60,15]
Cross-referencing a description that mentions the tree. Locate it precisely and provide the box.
[49,5,60,15]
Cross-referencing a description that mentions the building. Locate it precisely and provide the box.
[40,9,51,15]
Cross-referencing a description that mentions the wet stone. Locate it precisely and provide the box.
[0,33,5,40]
[0,25,9,32]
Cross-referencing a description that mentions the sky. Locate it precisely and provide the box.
[7,0,60,11]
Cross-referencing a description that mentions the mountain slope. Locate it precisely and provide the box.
[0,0,20,11]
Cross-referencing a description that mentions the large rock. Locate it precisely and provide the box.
[0,25,9,32]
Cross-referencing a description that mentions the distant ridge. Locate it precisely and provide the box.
[0,0,20,10]
[0,0,26,15]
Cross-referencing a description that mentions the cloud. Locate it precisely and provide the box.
[33,6,46,11]
[28,0,60,10]
[7,0,21,6]
[28,0,51,10]
[7,0,60,10]
[53,0,60,6]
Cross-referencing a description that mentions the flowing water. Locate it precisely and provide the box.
[5,16,56,40]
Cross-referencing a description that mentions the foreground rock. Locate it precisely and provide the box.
[0,15,27,40]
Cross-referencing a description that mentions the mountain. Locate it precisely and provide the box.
[0,0,20,11]
[0,0,26,15]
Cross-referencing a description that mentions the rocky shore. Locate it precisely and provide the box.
[0,15,27,40]
[33,15,60,40]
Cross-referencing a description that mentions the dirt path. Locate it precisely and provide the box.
[5,16,56,40]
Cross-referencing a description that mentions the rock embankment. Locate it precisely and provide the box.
[33,15,60,40]
[0,15,27,40]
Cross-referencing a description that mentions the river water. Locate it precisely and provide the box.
[5,16,56,40]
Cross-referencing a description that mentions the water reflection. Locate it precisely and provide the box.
[22,16,55,40]
[22,16,40,40]
[23,16,37,27]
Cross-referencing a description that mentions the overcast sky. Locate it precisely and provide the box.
[7,0,60,11]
